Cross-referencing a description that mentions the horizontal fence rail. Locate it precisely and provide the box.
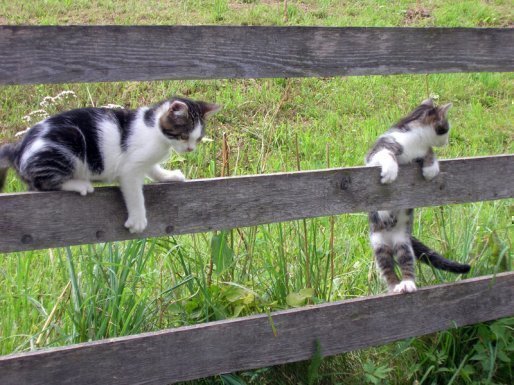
[1,272,513,385]
[0,26,513,85]
[0,155,512,253]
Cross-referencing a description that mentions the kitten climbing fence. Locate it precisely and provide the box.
[0,26,513,385]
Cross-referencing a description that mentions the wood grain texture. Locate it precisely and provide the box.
[0,26,513,84]
[1,272,513,385]
[0,155,512,253]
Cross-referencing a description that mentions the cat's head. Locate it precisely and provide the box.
[159,98,221,153]
[397,98,453,147]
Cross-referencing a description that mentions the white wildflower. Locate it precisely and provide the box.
[100,104,124,109]
[54,90,77,101]
[22,109,49,123]
[15,127,31,137]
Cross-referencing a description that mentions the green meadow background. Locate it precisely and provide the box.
[0,1,512,384]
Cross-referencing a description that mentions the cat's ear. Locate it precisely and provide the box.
[421,98,435,107]
[438,103,452,117]
[199,102,221,117]
[168,100,189,117]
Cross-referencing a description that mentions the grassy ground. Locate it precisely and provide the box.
[0,1,513,384]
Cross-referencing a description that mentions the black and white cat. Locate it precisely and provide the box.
[0,97,220,233]
[366,98,470,293]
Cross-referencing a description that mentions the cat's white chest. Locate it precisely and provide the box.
[398,145,427,163]
[389,130,429,164]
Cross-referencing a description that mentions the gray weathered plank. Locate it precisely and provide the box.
[0,26,513,85]
[0,155,512,253]
[1,272,513,385]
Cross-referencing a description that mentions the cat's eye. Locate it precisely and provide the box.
[180,133,189,140]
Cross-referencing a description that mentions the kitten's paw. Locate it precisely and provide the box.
[422,161,440,180]
[124,215,148,234]
[393,280,417,294]
[86,182,94,194]
[62,180,95,196]
[380,163,398,184]
[160,170,186,182]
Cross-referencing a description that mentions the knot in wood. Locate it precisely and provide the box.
[21,234,33,244]
[340,175,351,190]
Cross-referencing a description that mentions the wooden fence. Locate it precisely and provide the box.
[0,26,513,385]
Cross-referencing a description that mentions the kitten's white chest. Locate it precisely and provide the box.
[390,129,430,163]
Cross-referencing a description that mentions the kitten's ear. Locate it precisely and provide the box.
[199,102,221,117]
[438,103,453,117]
[421,98,435,107]
[168,100,189,117]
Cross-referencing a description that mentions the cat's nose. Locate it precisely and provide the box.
[186,147,194,152]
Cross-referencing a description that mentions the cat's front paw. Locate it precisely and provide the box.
[392,280,417,294]
[422,161,440,180]
[380,162,398,184]
[124,215,148,234]
[61,180,95,196]
[160,169,186,182]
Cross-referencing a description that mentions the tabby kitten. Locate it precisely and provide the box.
[0,97,220,233]
[366,98,470,293]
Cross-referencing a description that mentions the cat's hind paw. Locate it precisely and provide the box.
[422,161,440,180]
[61,180,95,196]
[392,280,417,293]
[124,215,148,234]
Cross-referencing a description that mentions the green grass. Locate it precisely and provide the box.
[0,1,513,384]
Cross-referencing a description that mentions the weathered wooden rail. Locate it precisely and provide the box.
[0,26,512,84]
[1,273,513,385]
[0,155,512,253]
[0,26,513,385]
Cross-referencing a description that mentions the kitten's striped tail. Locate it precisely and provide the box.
[0,143,16,192]
[411,236,471,274]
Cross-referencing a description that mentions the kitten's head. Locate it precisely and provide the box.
[159,97,221,153]
[396,98,453,147]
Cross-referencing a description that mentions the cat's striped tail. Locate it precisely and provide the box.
[411,236,471,274]
[0,143,17,192]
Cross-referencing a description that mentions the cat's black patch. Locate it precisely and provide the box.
[144,106,158,127]
[44,124,86,160]
[45,109,104,174]
[394,104,435,130]
[24,148,74,190]
[365,137,403,163]
[108,108,136,150]
[368,211,398,232]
